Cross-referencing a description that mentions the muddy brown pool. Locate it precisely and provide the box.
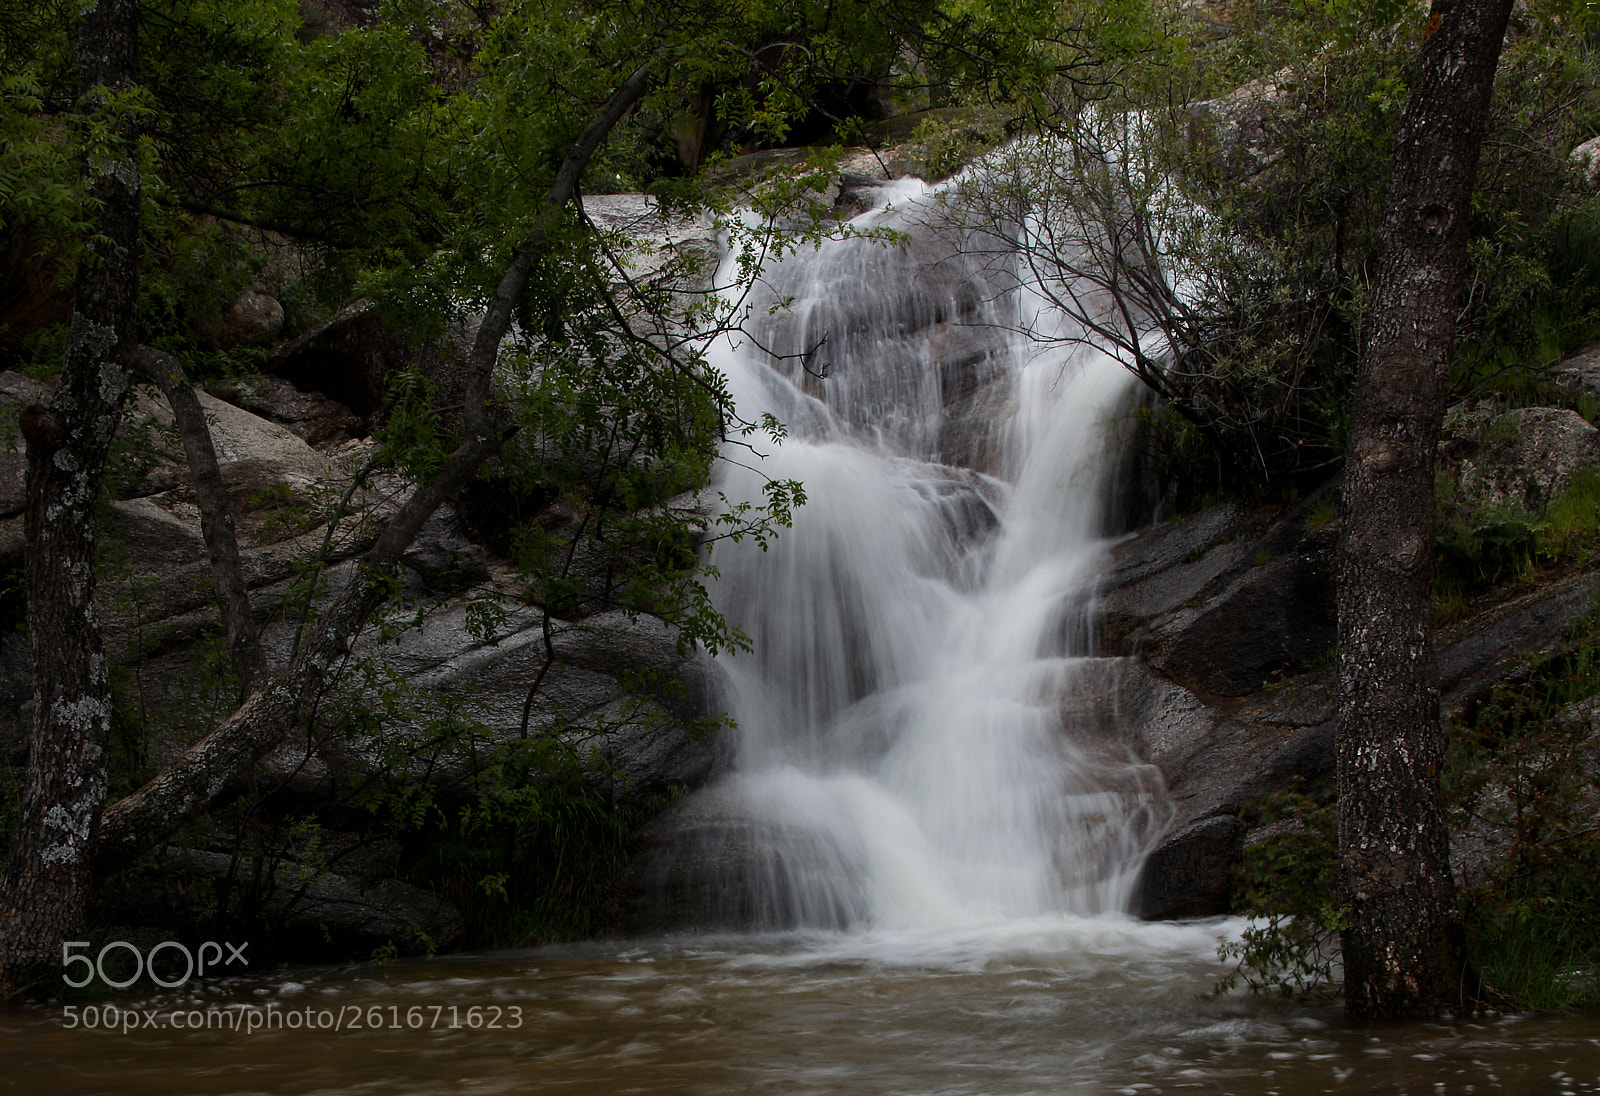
[3,918,1597,1095]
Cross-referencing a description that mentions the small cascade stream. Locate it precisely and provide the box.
[672,177,1171,932]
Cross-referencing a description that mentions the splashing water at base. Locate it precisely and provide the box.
[659,178,1171,933]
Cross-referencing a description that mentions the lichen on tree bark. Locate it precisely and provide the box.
[1336,0,1515,1020]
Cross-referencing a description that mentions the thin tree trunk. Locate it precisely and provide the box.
[1336,0,1513,1020]
[133,347,268,696]
[0,0,142,995]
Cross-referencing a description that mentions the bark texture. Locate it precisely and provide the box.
[0,0,142,994]
[1336,0,1513,1019]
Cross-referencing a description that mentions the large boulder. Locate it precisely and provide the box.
[121,385,332,506]
[266,299,470,422]
[1119,661,1335,919]
[208,373,365,449]
[1096,500,1259,650]
[201,288,285,350]
[313,603,723,806]
[1443,402,1600,511]
[1187,67,1296,177]
[1573,134,1600,189]
[1435,570,1600,714]
[582,194,721,302]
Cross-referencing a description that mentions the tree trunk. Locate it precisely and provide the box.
[1336,0,1513,1020]
[133,348,268,696]
[0,0,142,995]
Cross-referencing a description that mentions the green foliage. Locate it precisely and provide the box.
[1435,467,1600,622]
[322,634,701,946]
[974,2,1600,505]
[1214,783,1345,1003]
[411,780,659,946]
[1304,492,1338,532]
[907,109,1009,180]
[0,1,85,248]
[1445,606,1600,1011]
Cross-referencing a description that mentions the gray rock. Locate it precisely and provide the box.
[1097,500,1258,653]
[400,509,490,594]
[122,386,332,508]
[0,370,53,406]
[209,374,365,449]
[1574,134,1600,189]
[267,299,413,418]
[106,497,208,569]
[619,783,789,932]
[163,848,463,948]
[1098,498,1343,916]
[1126,499,1338,698]
[1118,503,1599,918]
[277,602,722,807]
[1134,814,1244,920]
[582,194,721,299]
[1114,663,1219,768]
[1436,571,1600,715]
[1551,338,1600,413]
[837,146,918,183]
[1444,403,1600,511]
[205,289,285,350]
[1145,545,1337,697]
[1450,692,1600,886]
[1187,68,1295,177]
[1131,698,1336,919]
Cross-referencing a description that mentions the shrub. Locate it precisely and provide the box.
[1214,783,1344,1003]
[1446,611,1600,1011]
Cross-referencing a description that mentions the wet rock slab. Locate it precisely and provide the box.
[1103,490,1600,920]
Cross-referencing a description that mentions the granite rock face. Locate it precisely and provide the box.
[1552,338,1600,407]
[1443,402,1600,511]
[1099,495,1339,697]
[0,271,726,947]
[1112,479,1599,919]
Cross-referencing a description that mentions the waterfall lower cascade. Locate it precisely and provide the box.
[658,178,1171,933]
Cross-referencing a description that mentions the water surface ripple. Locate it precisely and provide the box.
[4,921,1598,1096]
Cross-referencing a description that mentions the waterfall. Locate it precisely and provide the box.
[655,177,1170,933]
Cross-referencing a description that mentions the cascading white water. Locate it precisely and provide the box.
[686,177,1169,932]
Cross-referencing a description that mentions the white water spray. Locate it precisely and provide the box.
[682,178,1169,932]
